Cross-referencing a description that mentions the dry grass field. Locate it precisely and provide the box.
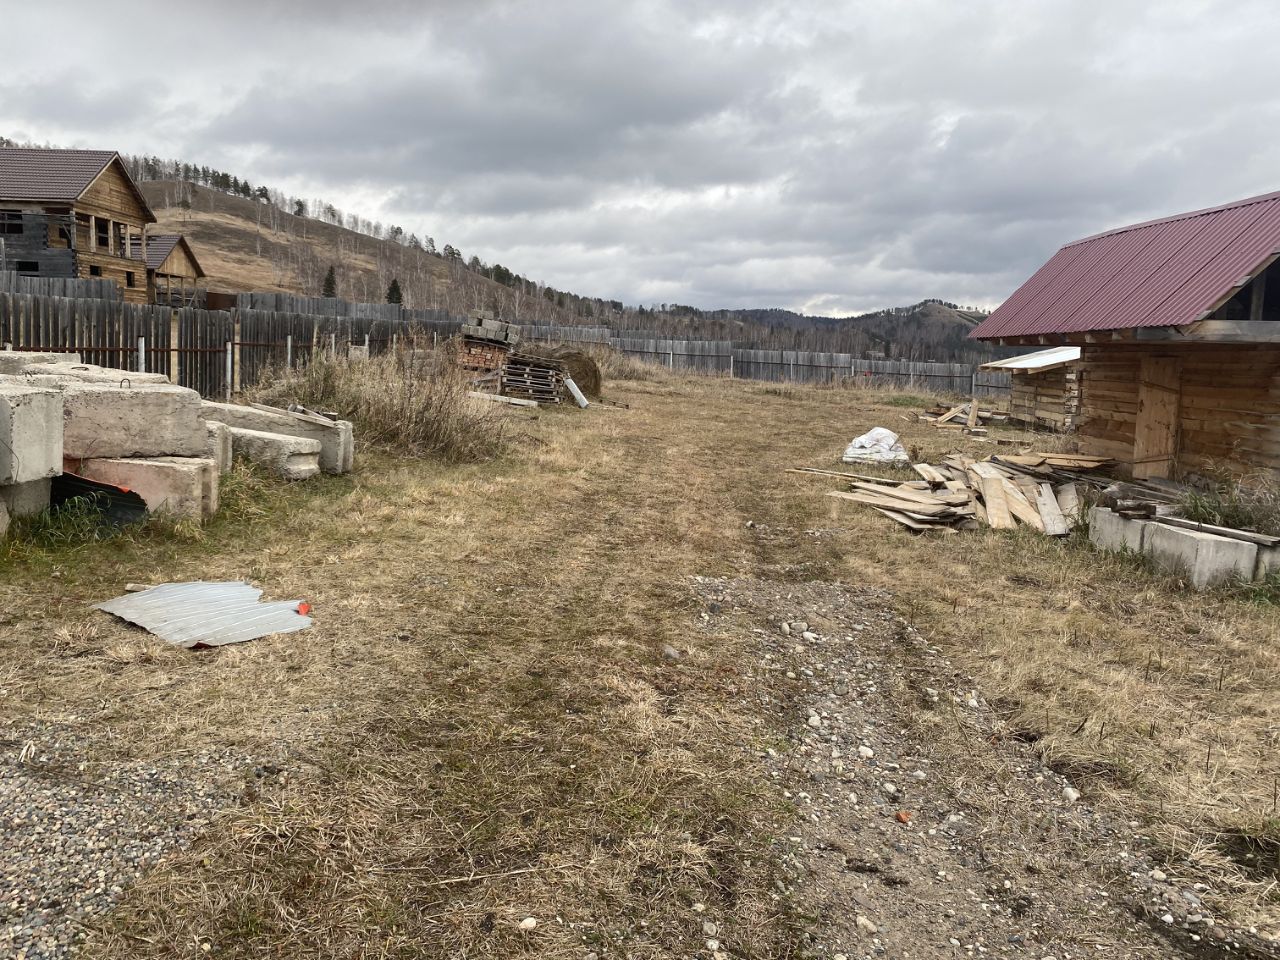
[1,369,1278,956]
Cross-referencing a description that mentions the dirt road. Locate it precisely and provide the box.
[1,374,1275,958]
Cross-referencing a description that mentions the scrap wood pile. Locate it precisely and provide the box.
[501,353,567,404]
[791,452,1117,536]
[915,400,1008,436]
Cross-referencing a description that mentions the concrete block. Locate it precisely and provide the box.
[1255,544,1280,581]
[1088,506,1150,554]
[0,478,51,518]
[0,381,63,484]
[202,401,353,474]
[60,382,205,459]
[0,498,8,539]
[23,362,170,385]
[0,351,81,374]
[206,421,233,475]
[228,427,321,481]
[1144,523,1258,590]
[76,456,218,520]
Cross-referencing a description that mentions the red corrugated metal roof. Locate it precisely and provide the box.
[971,189,1280,339]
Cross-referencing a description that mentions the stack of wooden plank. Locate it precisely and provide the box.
[790,452,1116,535]
[917,400,1008,436]
[501,353,566,404]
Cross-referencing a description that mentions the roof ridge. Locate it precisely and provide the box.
[1069,188,1280,246]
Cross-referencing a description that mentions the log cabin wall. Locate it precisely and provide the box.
[1077,342,1280,479]
[71,160,152,304]
[1008,365,1078,432]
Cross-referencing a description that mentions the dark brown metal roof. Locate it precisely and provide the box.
[0,147,156,222]
[971,189,1280,339]
[127,234,207,278]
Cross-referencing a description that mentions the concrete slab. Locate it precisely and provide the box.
[1088,506,1151,554]
[60,382,205,459]
[228,427,321,481]
[22,362,170,385]
[0,478,51,518]
[205,421,233,475]
[1144,523,1258,590]
[1256,545,1280,581]
[76,456,218,520]
[0,498,8,539]
[0,351,81,375]
[202,401,353,474]
[0,381,63,484]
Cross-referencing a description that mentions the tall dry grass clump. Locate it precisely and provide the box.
[251,347,512,463]
[579,343,667,382]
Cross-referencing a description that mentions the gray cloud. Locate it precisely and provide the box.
[4,0,1280,314]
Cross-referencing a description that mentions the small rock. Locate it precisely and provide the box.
[882,782,898,796]
[662,644,681,661]
[807,715,822,729]
[856,915,878,933]
[1150,869,1167,882]
[519,917,538,932]
[706,939,721,951]
[1160,912,1174,925]
[781,623,791,636]
[1062,786,1081,803]
[857,746,875,759]
[802,631,818,642]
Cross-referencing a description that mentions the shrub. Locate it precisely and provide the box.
[249,348,512,463]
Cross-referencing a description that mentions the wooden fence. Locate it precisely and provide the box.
[1,287,1011,401]
[0,270,123,301]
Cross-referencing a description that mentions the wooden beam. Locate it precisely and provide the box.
[1135,320,1280,343]
[1251,270,1267,323]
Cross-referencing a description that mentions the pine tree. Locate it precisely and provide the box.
[385,278,403,304]
[322,265,336,298]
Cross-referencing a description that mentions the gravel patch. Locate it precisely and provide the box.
[0,721,267,960]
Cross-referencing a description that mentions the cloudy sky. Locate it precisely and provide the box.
[3,0,1279,314]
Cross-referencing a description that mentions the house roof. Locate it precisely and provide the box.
[0,147,155,221]
[980,345,1080,373]
[128,234,205,277]
[971,189,1280,339]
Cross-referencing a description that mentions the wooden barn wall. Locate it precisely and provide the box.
[1008,364,1078,432]
[1077,343,1280,478]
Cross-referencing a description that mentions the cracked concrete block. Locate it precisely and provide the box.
[0,381,63,484]
[76,456,218,520]
[202,401,353,474]
[1144,523,1257,590]
[0,351,81,375]
[228,427,320,481]
[0,478,51,518]
[206,421,233,475]
[1088,506,1150,554]
[60,382,204,459]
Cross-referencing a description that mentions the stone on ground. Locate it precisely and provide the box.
[201,400,353,474]
[0,381,64,484]
[228,427,321,481]
[75,457,219,520]
[59,382,205,459]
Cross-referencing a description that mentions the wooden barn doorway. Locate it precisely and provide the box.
[1132,355,1182,479]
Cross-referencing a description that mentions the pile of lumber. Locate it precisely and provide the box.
[792,452,1117,535]
[917,400,1007,437]
[502,353,566,404]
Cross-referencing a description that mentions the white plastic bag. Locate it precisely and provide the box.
[841,427,909,465]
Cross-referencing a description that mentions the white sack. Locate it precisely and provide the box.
[841,427,909,465]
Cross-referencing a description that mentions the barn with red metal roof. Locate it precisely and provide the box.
[972,191,1280,480]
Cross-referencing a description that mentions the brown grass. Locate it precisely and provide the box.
[2,371,1278,952]
[249,348,514,463]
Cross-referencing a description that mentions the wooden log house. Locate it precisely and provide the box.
[0,147,156,304]
[972,190,1280,480]
[128,234,206,307]
[979,346,1080,432]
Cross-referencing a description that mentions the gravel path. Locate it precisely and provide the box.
[0,722,259,959]
[690,574,1276,959]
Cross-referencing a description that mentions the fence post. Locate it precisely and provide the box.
[286,334,293,369]
[224,341,233,401]
[729,353,734,378]
[137,335,146,373]
[668,347,674,369]
[364,333,370,353]
[330,332,337,356]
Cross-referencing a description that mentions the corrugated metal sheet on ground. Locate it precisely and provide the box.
[95,581,311,648]
[980,345,1080,372]
[972,188,1280,339]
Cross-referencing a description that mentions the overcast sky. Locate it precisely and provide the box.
[3,0,1279,315]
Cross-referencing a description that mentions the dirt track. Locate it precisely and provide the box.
[1,374,1277,958]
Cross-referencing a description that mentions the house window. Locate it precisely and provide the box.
[15,260,38,274]
[88,265,102,277]
[125,271,136,288]
[1,212,22,235]
[95,218,109,250]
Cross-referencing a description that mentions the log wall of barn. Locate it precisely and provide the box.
[1077,342,1280,478]
[1008,365,1078,431]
